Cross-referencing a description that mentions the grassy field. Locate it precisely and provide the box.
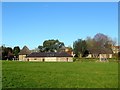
[2,60,118,88]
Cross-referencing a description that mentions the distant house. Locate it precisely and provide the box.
[111,46,120,54]
[19,46,31,61]
[59,46,74,56]
[87,48,113,59]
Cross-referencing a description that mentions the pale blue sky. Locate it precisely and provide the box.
[2,2,118,49]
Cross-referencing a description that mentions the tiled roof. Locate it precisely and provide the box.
[27,52,72,57]
[19,46,31,55]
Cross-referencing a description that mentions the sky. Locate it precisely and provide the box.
[2,2,118,50]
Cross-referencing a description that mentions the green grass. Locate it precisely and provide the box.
[2,60,118,88]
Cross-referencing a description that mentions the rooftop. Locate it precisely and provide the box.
[27,52,73,57]
[19,46,31,55]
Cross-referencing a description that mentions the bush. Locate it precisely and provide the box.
[112,53,118,59]
[73,57,80,62]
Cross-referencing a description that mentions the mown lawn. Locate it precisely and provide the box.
[2,60,118,88]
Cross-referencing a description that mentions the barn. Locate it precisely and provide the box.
[25,52,73,62]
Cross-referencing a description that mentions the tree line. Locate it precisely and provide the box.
[73,33,116,57]
[0,33,118,60]
[1,46,20,60]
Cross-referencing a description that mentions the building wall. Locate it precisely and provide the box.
[19,55,27,61]
[86,54,92,58]
[87,54,112,58]
[56,57,73,62]
[99,54,113,60]
[99,54,107,58]
[27,57,43,62]
[86,54,98,58]
[25,57,73,62]
[44,57,57,62]
[108,54,112,58]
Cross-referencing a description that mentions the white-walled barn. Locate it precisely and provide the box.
[21,52,73,62]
